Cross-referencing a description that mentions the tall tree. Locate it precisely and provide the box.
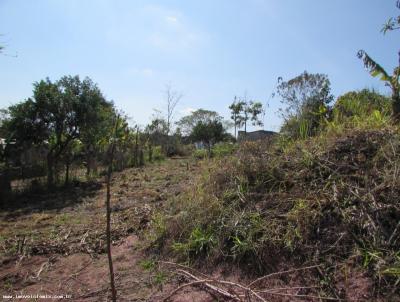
[229,97,245,138]
[164,84,182,135]
[238,98,264,133]
[358,1,400,121]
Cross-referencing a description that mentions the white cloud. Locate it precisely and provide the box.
[144,5,207,52]
[166,16,178,23]
[103,4,207,53]
[179,107,196,115]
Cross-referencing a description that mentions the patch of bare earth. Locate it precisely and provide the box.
[0,158,206,301]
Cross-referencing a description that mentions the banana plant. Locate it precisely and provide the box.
[357,51,400,121]
[358,1,400,121]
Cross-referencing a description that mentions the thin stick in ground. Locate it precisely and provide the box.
[105,115,120,302]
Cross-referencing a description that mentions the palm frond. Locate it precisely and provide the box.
[358,50,391,82]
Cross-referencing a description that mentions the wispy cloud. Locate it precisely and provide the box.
[179,107,195,115]
[166,16,178,23]
[144,4,207,52]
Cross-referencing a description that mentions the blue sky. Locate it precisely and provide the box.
[0,0,398,131]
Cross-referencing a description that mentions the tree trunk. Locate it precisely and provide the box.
[47,153,54,189]
[106,163,117,302]
[139,149,144,166]
[105,117,119,302]
[0,167,12,204]
[392,94,400,122]
[134,129,139,167]
[86,154,91,177]
[65,160,70,186]
[148,143,153,162]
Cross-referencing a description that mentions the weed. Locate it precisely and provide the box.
[172,227,215,259]
[154,271,167,286]
[139,259,156,271]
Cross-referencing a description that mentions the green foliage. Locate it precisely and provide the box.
[152,146,165,161]
[192,149,208,159]
[192,143,236,159]
[211,142,236,158]
[139,259,156,271]
[326,89,391,133]
[4,75,117,187]
[172,227,215,259]
[176,109,222,136]
[190,120,226,154]
[229,97,246,137]
[358,2,400,121]
[277,71,334,138]
[229,97,264,134]
[154,271,167,285]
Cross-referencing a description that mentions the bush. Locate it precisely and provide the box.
[192,143,236,159]
[326,89,391,133]
[152,146,165,162]
[192,149,208,159]
[211,142,236,157]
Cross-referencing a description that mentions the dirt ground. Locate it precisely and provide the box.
[1,157,387,302]
[0,158,219,301]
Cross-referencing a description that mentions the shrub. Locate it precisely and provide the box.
[152,146,165,162]
[327,89,391,132]
[192,149,208,159]
[211,142,236,158]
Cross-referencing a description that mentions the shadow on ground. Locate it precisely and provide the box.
[0,180,103,219]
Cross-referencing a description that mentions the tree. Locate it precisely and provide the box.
[0,109,9,137]
[358,2,400,121]
[236,98,264,133]
[5,75,116,188]
[77,78,115,177]
[190,120,226,156]
[229,97,246,139]
[145,116,168,161]
[176,109,222,136]
[277,71,333,137]
[246,101,264,130]
[0,110,12,201]
[164,84,182,135]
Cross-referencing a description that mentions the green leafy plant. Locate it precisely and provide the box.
[172,227,215,259]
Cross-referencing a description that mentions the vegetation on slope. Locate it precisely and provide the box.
[149,90,400,300]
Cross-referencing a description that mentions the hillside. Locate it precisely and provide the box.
[149,126,400,301]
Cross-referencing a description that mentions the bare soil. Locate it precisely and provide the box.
[0,158,214,301]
